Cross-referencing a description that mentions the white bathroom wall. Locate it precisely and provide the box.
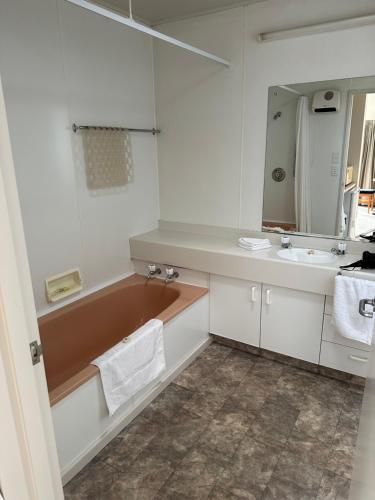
[154,0,375,231]
[0,0,159,313]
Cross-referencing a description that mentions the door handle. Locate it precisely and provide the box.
[265,289,272,305]
[250,286,257,303]
[349,354,368,363]
[359,298,375,318]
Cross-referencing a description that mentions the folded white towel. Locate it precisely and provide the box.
[238,237,271,251]
[239,242,272,251]
[239,237,271,247]
[92,319,166,415]
[333,275,375,345]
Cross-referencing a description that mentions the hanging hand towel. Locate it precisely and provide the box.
[92,319,165,416]
[333,275,375,345]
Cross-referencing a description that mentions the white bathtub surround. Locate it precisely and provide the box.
[92,319,166,416]
[238,237,271,251]
[333,275,375,345]
[53,290,209,484]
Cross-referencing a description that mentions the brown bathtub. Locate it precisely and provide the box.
[38,274,207,406]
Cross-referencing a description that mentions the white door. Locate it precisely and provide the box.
[210,274,261,347]
[261,284,324,364]
[0,76,63,500]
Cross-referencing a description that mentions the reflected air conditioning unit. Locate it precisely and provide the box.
[312,90,340,113]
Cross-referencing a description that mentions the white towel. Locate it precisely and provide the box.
[238,237,271,251]
[92,319,166,416]
[333,275,375,345]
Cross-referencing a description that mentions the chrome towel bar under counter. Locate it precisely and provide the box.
[72,123,161,135]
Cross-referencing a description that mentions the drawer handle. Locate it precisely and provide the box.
[349,354,368,363]
[250,286,257,303]
[265,289,272,306]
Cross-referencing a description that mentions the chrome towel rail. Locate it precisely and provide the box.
[72,123,161,135]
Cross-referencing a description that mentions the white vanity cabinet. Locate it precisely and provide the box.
[260,285,325,364]
[319,296,370,377]
[210,275,261,346]
[210,275,325,364]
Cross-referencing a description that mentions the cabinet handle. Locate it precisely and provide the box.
[250,286,257,303]
[349,354,368,363]
[265,289,272,305]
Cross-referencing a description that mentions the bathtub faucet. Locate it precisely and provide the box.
[165,266,179,283]
[147,264,161,279]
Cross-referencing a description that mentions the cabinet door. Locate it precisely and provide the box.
[210,274,261,346]
[261,285,324,364]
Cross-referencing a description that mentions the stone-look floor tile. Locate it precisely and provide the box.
[182,386,229,419]
[208,485,243,499]
[274,367,317,410]
[272,450,324,494]
[325,426,358,479]
[285,429,332,467]
[145,409,210,462]
[199,342,233,365]
[262,476,316,500]
[251,357,285,383]
[105,448,174,500]
[174,357,214,392]
[294,395,340,443]
[63,460,119,499]
[156,448,224,500]
[217,435,280,499]
[198,403,254,464]
[226,372,276,413]
[307,376,348,411]
[316,470,351,500]
[140,383,193,423]
[248,393,299,448]
[340,389,363,432]
[96,416,162,470]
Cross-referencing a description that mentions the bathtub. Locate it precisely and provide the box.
[38,273,209,482]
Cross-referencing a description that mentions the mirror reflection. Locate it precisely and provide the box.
[263,76,375,240]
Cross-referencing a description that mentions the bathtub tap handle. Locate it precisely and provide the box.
[147,264,161,279]
[165,266,179,283]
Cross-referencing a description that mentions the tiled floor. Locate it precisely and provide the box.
[64,343,364,500]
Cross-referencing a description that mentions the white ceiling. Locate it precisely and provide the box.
[98,0,266,25]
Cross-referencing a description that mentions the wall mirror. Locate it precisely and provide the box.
[263,75,375,241]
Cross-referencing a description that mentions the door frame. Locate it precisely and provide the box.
[0,75,63,499]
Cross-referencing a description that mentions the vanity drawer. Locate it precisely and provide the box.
[320,341,369,377]
[324,296,333,315]
[322,314,372,352]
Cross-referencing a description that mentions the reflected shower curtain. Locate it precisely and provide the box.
[359,120,375,189]
[295,96,312,233]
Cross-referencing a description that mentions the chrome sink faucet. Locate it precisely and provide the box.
[281,235,292,249]
[331,241,347,256]
[147,264,161,279]
[165,266,179,283]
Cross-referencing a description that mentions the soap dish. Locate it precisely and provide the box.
[45,269,83,303]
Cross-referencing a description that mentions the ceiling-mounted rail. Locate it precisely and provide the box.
[65,0,230,67]
[258,13,375,42]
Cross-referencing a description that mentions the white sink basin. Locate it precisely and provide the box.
[277,248,337,264]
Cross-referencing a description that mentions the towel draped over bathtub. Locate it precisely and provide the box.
[92,319,166,416]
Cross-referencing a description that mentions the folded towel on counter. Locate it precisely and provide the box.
[92,319,166,416]
[333,275,375,345]
[238,237,272,251]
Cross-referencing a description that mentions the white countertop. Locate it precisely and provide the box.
[130,229,375,296]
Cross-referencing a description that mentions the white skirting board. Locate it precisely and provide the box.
[52,294,210,485]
